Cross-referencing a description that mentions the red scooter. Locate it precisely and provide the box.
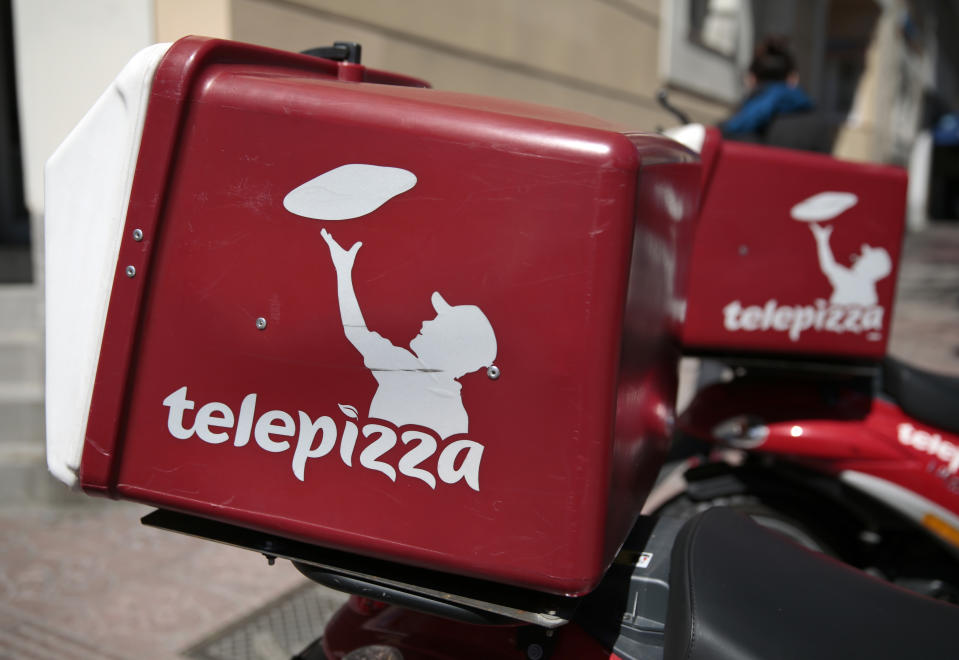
[649,351,959,602]
[308,115,959,660]
[305,506,959,659]
[639,115,959,604]
[43,38,959,659]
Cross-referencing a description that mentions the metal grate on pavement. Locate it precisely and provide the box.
[184,582,347,660]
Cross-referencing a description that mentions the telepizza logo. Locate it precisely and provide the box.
[723,192,892,342]
[161,164,497,491]
[898,423,959,476]
[162,387,483,490]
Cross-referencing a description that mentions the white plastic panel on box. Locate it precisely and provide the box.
[663,123,706,154]
[44,43,170,486]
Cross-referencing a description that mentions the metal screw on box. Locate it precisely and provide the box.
[125,265,136,278]
[487,365,500,380]
[256,317,267,330]
[132,228,144,241]
[739,244,749,256]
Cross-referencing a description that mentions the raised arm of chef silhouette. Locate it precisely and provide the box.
[321,228,367,338]
[321,229,417,367]
[809,223,842,282]
[807,221,891,306]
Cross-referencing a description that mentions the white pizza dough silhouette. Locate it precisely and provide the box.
[284,164,417,220]
[286,164,497,439]
[791,192,892,306]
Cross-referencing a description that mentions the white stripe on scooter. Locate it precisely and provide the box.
[840,470,959,555]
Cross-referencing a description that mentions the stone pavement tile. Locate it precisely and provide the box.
[0,500,308,659]
[888,302,959,375]
[0,607,124,660]
[888,222,959,376]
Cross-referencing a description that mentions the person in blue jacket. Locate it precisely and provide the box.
[720,37,814,140]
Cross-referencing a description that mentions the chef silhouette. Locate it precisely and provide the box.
[790,192,892,307]
[321,229,497,439]
[808,223,891,306]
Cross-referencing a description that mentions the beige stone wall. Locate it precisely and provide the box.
[154,0,730,131]
[156,0,232,42]
[831,17,884,163]
[831,0,926,165]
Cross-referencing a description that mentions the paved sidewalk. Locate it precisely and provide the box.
[1,222,957,659]
[0,497,344,660]
[888,222,959,376]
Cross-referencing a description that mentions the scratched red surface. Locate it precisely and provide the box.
[80,37,700,595]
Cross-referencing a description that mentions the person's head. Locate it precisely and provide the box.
[748,36,798,88]
[409,292,497,378]
[852,245,892,280]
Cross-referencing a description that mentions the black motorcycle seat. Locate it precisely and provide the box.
[663,507,959,660]
[882,356,959,435]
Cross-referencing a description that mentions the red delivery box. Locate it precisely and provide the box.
[45,37,700,596]
[679,127,907,361]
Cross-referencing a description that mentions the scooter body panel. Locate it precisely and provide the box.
[679,376,959,548]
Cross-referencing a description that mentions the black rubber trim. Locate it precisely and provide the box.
[293,562,512,626]
[141,508,576,628]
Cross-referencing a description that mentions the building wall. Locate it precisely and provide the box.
[14,0,736,227]
[832,0,926,165]
[12,0,155,220]
[228,0,729,129]
[155,0,231,42]
[18,0,941,226]
[7,0,737,284]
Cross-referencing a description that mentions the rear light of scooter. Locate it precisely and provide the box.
[347,595,389,616]
[922,513,959,549]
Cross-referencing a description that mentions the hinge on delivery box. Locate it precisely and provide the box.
[301,41,362,63]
